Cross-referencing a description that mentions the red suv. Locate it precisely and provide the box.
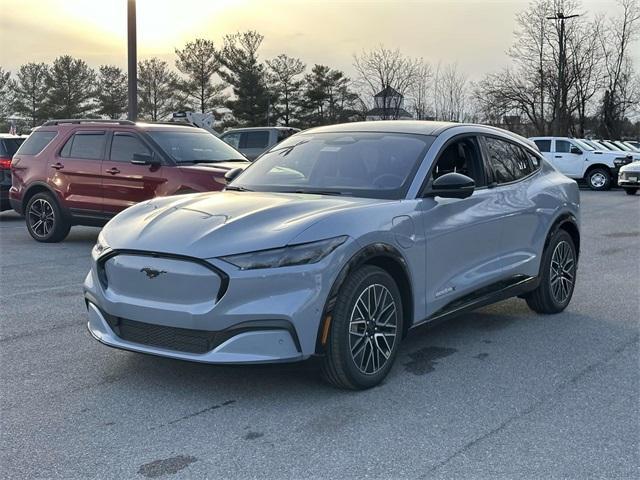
[10,119,250,242]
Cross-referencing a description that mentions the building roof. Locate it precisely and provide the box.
[374,86,402,98]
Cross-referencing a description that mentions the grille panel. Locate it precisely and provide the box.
[105,314,227,354]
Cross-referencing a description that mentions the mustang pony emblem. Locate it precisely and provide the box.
[140,267,167,279]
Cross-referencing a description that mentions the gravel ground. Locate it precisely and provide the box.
[1,189,638,479]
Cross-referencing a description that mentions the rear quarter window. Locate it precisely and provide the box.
[16,131,57,155]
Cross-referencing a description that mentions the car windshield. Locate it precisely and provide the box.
[148,130,246,163]
[230,132,434,199]
[573,139,594,151]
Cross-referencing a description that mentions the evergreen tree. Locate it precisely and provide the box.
[45,55,96,118]
[175,38,226,113]
[266,54,306,126]
[138,58,178,121]
[96,65,127,119]
[11,63,49,127]
[217,30,269,126]
[299,65,358,127]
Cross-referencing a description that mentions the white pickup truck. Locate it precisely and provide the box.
[529,136,638,190]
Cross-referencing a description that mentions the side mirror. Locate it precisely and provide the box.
[131,153,160,166]
[570,146,582,155]
[425,172,475,199]
[224,167,243,183]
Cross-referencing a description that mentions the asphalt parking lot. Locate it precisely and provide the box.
[1,189,638,479]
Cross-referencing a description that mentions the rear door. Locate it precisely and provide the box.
[481,135,545,280]
[53,130,106,215]
[101,131,169,216]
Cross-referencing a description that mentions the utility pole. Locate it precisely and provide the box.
[547,11,579,135]
[127,0,137,121]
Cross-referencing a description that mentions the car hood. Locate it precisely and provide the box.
[101,191,381,258]
[177,160,251,174]
[620,161,640,173]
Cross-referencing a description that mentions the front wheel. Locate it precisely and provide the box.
[585,168,611,191]
[624,187,638,196]
[321,266,403,390]
[525,229,577,314]
[25,192,71,242]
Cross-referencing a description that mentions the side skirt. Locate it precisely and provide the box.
[411,274,540,331]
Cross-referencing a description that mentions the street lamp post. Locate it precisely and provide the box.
[127,0,137,121]
[547,11,579,135]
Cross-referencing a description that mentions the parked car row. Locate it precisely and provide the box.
[529,136,639,191]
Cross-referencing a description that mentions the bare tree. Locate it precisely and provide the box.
[567,17,605,136]
[408,60,433,120]
[433,62,469,122]
[352,46,421,119]
[598,0,640,137]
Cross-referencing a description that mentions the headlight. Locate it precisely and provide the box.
[92,231,111,258]
[220,236,347,270]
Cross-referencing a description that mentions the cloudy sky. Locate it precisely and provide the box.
[1,0,636,80]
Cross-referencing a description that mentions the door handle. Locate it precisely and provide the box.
[51,162,64,170]
[554,155,562,158]
[106,167,120,175]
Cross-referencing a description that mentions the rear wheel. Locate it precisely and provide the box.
[321,266,403,390]
[25,192,71,242]
[624,187,638,195]
[525,229,577,314]
[585,168,611,191]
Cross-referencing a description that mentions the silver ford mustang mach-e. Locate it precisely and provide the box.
[84,121,580,389]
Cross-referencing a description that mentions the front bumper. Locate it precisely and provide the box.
[618,170,640,186]
[84,245,354,363]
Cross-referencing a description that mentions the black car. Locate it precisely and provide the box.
[0,134,26,211]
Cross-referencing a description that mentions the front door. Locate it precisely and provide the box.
[51,130,106,215]
[552,139,582,177]
[417,135,505,318]
[101,131,168,216]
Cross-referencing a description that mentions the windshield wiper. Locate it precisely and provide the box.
[225,185,253,192]
[291,189,345,196]
[184,159,246,164]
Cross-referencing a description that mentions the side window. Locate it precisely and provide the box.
[533,139,551,152]
[243,131,270,149]
[432,136,485,187]
[222,132,241,149]
[60,132,106,160]
[555,140,571,153]
[16,131,57,156]
[484,137,533,184]
[528,151,541,170]
[110,133,151,162]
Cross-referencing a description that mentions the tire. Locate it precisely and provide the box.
[321,265,403,390]
[525,229,577,314]
[624,188,638,195]
[585,168,611,191]
[25,192,71,242]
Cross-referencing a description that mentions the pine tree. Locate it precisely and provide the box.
[11,63,49,127]
[45,56,96,118]
[175,39,226,113]
[217,31,270,126]
[137,58,178,121]
[266,54,305,126]
[96,65,127,119]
